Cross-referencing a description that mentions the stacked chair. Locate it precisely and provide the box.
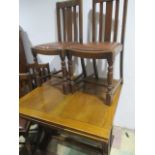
[32,0,128,105]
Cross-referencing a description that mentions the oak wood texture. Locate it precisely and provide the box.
[67,0,128,105]
[19,79,122,142]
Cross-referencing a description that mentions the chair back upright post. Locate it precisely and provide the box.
[19,73,33,98]
[56,0,87,77]
[92,0,128,81]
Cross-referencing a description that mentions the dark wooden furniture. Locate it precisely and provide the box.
[19,73,43,154]
[27,63,51,87]
[19,73,32,97]
[19,30,27,73]
[20,79,122,155]
[32,0,85,94]
[19,73,34,148]
[67,0,128,105]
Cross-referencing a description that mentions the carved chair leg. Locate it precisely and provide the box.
[67,53,74,92]
[60,52,68,94]
[106,57,113,105]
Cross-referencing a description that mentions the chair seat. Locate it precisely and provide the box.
[67,42,123,58]
[32,42,77,55]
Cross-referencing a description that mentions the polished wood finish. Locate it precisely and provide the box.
[19,81,121,154]
[19,79,122,154]
[67,0,128,105]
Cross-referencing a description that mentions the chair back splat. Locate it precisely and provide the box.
[92,0,128,44]
[56,0,83,43]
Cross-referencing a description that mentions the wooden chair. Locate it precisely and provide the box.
[27,63,51,87]
[19,73,33,147]
[67,0,128,105]
[32,0,86,94]
[19,73,40,153]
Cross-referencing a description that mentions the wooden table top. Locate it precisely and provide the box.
[19,80,122,142]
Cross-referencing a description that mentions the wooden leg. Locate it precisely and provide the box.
[120,51,124,84]
[101,141,110,155]
[93,59,99,79]
[102,128,113,155]
[110,127,113,149]
[31,125,43,154]
[81,58,87,78]
[60,53,68,94]
[47,63,51,79]
[106,57,113,105]
[38,128,51,151]
[67,54,74,92]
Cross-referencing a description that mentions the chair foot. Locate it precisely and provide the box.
[106,93,113,105]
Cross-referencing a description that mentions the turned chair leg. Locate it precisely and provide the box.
[106,57,113,105]
[60,52,68,94]
[67,53,74,92]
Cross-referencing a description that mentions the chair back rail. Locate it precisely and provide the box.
[92,0,128,44]
[56,0,83,43]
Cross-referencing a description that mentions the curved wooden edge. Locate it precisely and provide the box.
[32,48,60,56]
